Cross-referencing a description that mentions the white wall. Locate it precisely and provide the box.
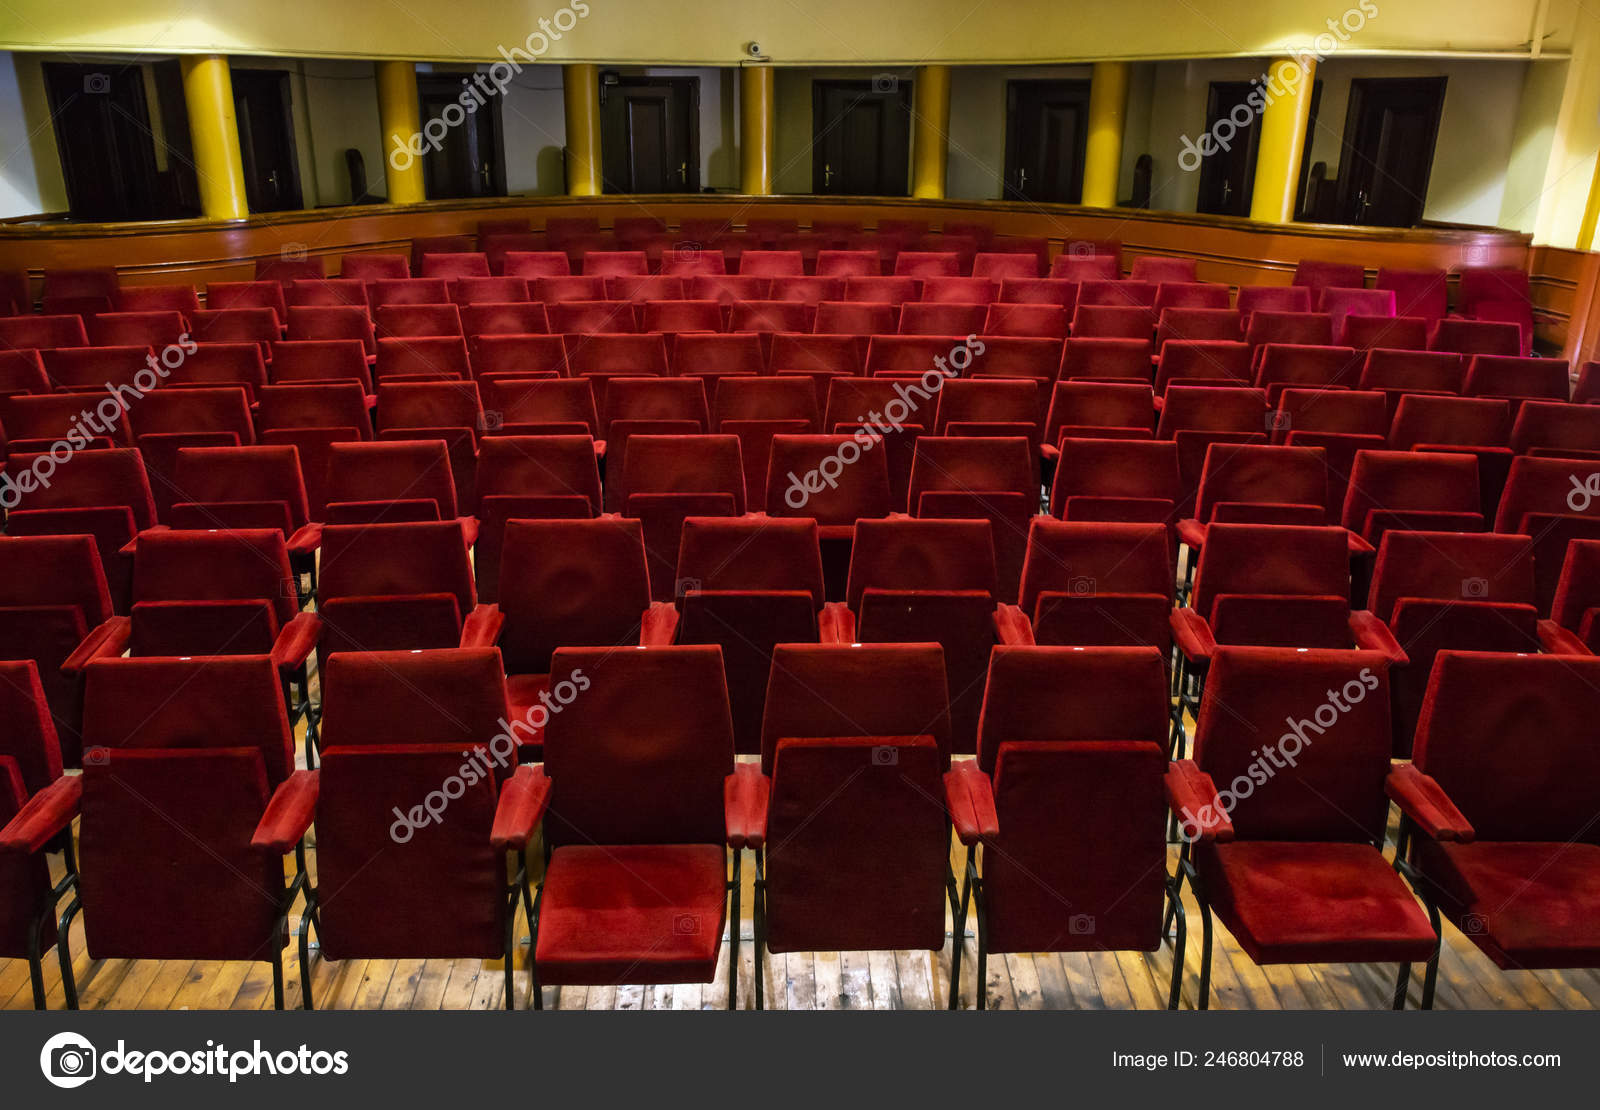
[0,51,68,217]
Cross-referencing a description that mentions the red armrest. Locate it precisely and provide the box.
[943,759,999,846]
[993,603,1035,646]
[459,603,504,648]
[457,516,480,547]
[1174,518,1206,550]
[0,774,83,855]
[724,761,770,849]
[1386,763,1474,843]
[1348,610,1409,665]
[639,601,680,646]
[818,601,856,643]
[271,611,322,671]
[61,616,132,676]
[286,522,324,556]
[491,763,551,852]
[1169,608,1217,670]
[1165,760,1234,843]
[251,769,320,855]
[1537,618,1591,656]
[117,524,170,558]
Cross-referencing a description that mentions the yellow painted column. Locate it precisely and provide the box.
[910,65,951,199]
[563,63,603,196]
[376,60,426,204]
[1249,55,1318,223]
[740,65,775,195]
[1081,62,1129,208]
[178,55,249,220]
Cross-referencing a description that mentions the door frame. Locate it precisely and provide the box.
[1002,78,1093,203]
[810,77,913,196]
[599,74,701,193]
[1335,76,1447,227]
[230,68,305,212]
[416,71,509,198]
[40,60,164,221]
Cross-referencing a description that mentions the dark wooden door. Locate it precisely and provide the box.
[231,69,303,212]
[1336,77,1447,228]
[417,74,507,199]
[600,77,699,193]
[1004,79,1091,203]
[1196,82,1260,217]
[41,62,167,221]
[811,79,912,196]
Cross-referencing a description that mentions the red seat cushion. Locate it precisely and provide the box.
[1413,840,1600,969]
[535,843,726,986]
[1198,840,1436,965]
[505,673,551,759]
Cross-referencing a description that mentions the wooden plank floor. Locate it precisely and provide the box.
[8,705,1597,1012]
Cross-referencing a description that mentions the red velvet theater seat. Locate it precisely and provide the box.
[322,439,476,541]
[1341,449,1484,548]
[256,257,325,285]
[375,379,484,512]
[1293,259,1366,301]
[286,305,376,357]
[947,645,1176,1009]
[90,310,187,350]
[43,345,152,394]
[1366,529,1538,755]
[0,660,81,1007]
[1342,313,1429,352]
[1510,400,1600,458]
[472,435,603,603]
[0,314,89,350]
[51,655,314,1008]
[672,515,830,753]
[116,283,200,317]
[1042,380,1156,449]
[1375,268,1448,326]
[1393,651,1600,981]
[493,518,673,757]
[480,377,600,440]
[1463,354,1571,410]
[167,341,268,400]
[997,517,1173,672]
[764,433,895,599]
[615,434,747,600]
[129,386,256,520]
[1175,442,1331,560]
[748,642,958,1008]
[307,647,537,1008]
[287,277,369,308]
[1155,385,1271,517]
[1168,646,1436,1008]
[1235,285,1312,318]
[1252,343,1361,404]
[374,302,464,339]
[341,252,409,280]
[905,435,1036,604]
[315,520,490,675]
[4,447,157,613]
[1540,539,1600,655]
[1154,282,1232,312]
[834,517,999,754]
[267,338,374,392]
[0,536,121,766]
[1130,256,1197,284]
[713,375,819,510]
[1429,318,1521,358]
[0,349,49,399]
[1494,454,1600,614]
[1048,435,1181,548]
[531,645,737,1004]
[1153,339,1251,395]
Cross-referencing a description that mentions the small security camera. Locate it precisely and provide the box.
[745,41,764,58]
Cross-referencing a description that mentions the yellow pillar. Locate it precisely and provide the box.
[740,65,775,195]
[178,55,249,220]
[910,66,951,199]
[1081,62,1129,208]
[1249,55,1318,223]
[376,61,426,205]
[563,64,603,196]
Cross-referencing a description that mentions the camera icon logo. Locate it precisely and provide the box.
[1266,411,1291,432]
[1461,577,1489,598]
[82,746,110,767]
[1462,912,1487,935]
[1068,241,1097,259]
[674,577,702,599]
[673,913,701,935]
[40,1032,97,1088]
[1068,576,1097,597]
[280,242,308,263]
[871,74,899,94]
[870,744,899,766]
[1068,914,1096,935]
[672,241,702,262]
[83,73,110,95]
[479,409,504,432]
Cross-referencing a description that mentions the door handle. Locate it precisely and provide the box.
[1356,189,1371,219]
[1221,180,1231,205]
[1018,168,1027,192]
[824,163,833,187]
[678,161,688,185]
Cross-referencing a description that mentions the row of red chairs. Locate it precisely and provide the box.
[2,516,1595,1007]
